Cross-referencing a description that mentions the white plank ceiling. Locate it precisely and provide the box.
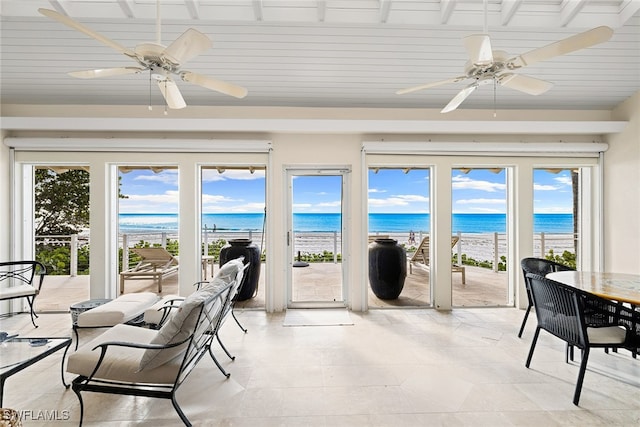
[1,0,639,111]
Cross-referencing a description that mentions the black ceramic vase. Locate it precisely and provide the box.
[368,238,407,300]
[219,238,261,301]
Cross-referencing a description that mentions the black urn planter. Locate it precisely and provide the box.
[219,238,261,301]
[368,238,407,300]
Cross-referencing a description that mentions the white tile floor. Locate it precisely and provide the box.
[2,307,640,426]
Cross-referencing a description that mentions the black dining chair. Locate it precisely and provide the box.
[525,273,638,405]
[518,257,574,337]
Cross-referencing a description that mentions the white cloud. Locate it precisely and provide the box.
[457,198,505,205]
[202,169,265,182]
[317,201,341,207]
[452,175,505,192]
[133,171,178,185]
[119,190,179,213]
[368,188,386,193]
[534,184,559,191]
[534,206,572,214]
[202,202,265,213]
[467,207,503,213]
[554,175,573,186]
[368,194,429,207]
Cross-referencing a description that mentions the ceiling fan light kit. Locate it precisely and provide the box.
[38,5,247,111]
[397,26,614,113]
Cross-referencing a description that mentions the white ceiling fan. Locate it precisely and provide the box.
[38,2,247,109]
[396,22,613,113]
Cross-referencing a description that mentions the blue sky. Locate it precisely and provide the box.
[118,167,574,214]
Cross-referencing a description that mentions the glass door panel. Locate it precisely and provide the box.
[118,166,179,296]
[287,171,346,307]
[451,167,509,307]
[34,166,91,311]
[368,167,431,307]
[533,168,579,269]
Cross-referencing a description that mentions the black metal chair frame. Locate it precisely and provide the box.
[518,257,574,337]
[0,260,46,328]
[153,262,250,378]
[70,279,236,426]
[524,273,639,405]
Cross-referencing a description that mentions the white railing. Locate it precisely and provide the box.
[35,234,88,276]
[37,231,576,274]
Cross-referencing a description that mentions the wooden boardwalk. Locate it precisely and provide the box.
[35,262,509,312]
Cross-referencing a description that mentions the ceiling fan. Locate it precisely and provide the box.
[396,25,613,113]
[38,3,247,109]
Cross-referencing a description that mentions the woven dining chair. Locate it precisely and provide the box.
[518,257,574,337]
[524,273,637,405]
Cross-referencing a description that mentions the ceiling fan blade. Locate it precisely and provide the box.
[157,79,187,109]
[38,8,138,59]
[396,76,467,95]
[511,26,613,68]
[181,72,248,99]
[463,34,494,65]
[441,83,478,113]
[69,67,144,79]
[162,28,213,66]
[498,73,554,95]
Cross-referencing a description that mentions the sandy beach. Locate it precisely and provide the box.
[120,230,575,265]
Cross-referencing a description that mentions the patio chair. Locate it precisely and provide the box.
[524,273,638,405]
[66,258,246,426]
[0,260,46,328]
[518,257,574,337]
[145,257,249,378]
[120,247,179,294]
[408,236,465,283]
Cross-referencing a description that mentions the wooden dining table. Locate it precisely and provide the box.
[546,271,640,306]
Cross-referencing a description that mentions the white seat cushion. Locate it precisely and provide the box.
[67,324,181,384]
[0,284,37,299]
[77,292,158,327]
[587,325,628,344]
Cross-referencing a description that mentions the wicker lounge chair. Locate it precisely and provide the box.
[408,236,465,283]
[120,247,179,294]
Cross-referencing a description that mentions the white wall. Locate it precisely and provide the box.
[605,91,640,273]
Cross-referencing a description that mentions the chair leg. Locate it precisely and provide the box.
[171,393,192,426]
[71,377,86,427]
[216,333,235,360]
[208,345,231,378]
[525,327,541,368]
[232,309,247,333]
[26,295,39,328]
[573,348,590,406]
[517,304,532,338]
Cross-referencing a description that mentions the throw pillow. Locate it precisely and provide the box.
[139,285,217,371]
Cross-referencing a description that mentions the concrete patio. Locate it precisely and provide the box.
[34,261,509,313]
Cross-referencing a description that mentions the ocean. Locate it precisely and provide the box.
[119,213,574,234]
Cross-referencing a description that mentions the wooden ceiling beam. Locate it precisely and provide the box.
[184,0,200,20]
[380,0,392,24]
[440,0,457,24]
[560,0,587,27]
[501,0,523,26]
[116,0,135,18]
